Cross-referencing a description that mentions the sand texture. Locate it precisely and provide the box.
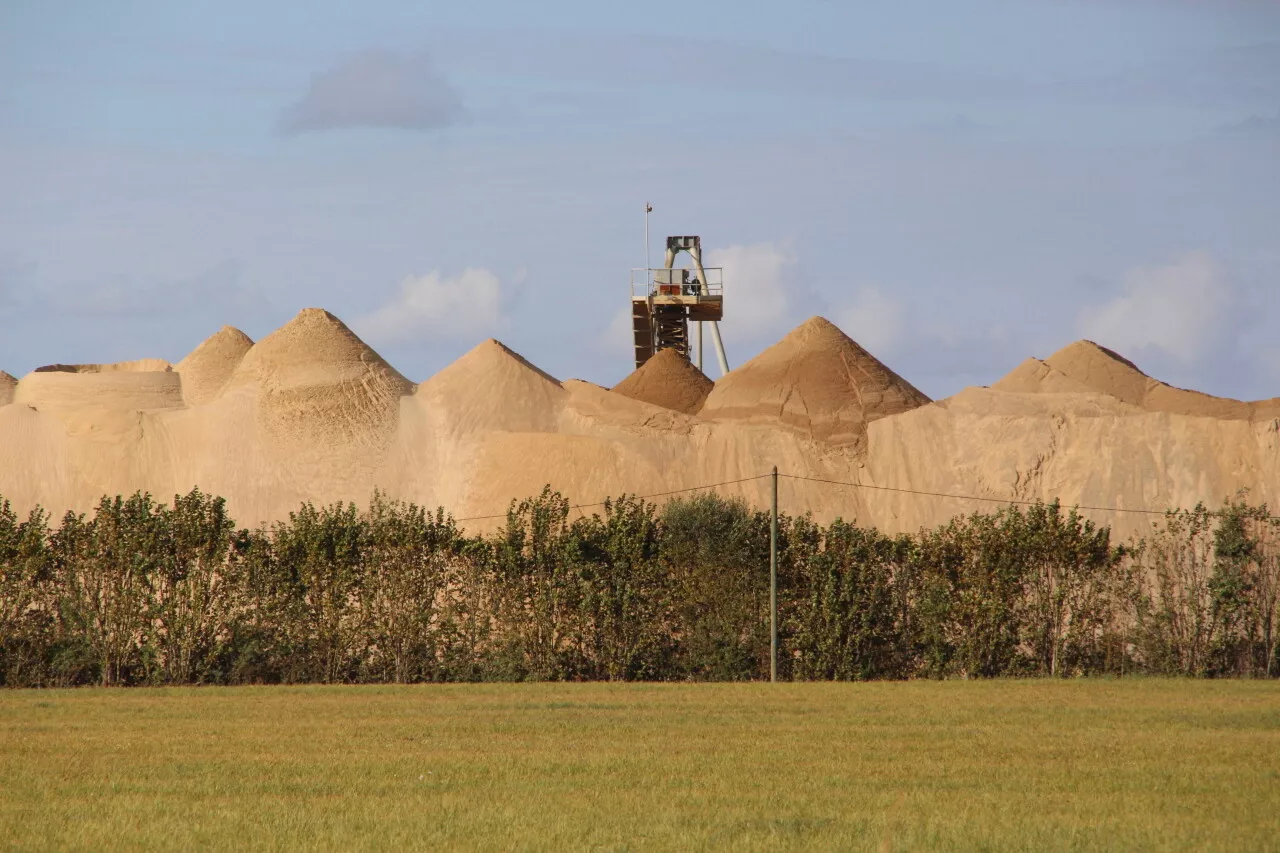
[612,348,714,414]
[227,308,413,447]
[176,326,254,406]
[699,316,931,448]
[1,309,1276,540]
[999,340,1280,421]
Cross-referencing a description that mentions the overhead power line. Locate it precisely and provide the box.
[451,471,1275,525]
[779,473,1279,522]
[453,474,772,523]
[779,473,1171,516]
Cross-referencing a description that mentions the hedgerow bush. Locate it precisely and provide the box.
[1,487,1276,685]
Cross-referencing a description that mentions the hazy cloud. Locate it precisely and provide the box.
[835,286,904,356]
[704,242,799,346]
[284,50,464,134]
[357,268,505,344]
[1079,252,1227,366]
[1099,43,1280,108]
[598,305,635,364]
[1221,112,1280,136]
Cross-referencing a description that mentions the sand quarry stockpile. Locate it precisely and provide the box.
[996,340,1280,421]
[175,325,254,406]
[2,308,1278,540]
[612,347,714,415]
[699,317,931,448]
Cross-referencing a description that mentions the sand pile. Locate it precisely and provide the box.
[228,308,413,445]
[176,326,254,406]
[417,339,566,434]
[0,372,15,406]
[992,358,1095,395]
[1000,340,1280,420]
[700,316,930,446]
[611,347,713,414]
[0,307,1276,542]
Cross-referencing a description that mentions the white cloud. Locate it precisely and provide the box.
[598,306,634,362]
[835,286,904,355]
[356,268,505,344]
[703,241,798,344]
[1079,251,1226,365]
[284,50,464,134]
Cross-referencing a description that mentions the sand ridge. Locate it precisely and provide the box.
[699,316,930,447]
[32,359,174,374]
[0,310,1276,541]
[1002,340,1280,420]
[14,368,183,416]
[611,347,713,415]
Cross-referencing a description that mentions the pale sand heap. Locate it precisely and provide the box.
[176,326,254,406]
[997,340,1280,421]
[992,358,1096,395]
[612,347,714,415]
[417,339,565,435]
[700,316,930,446]
[1,311,1277,541]
[227,308,413,446]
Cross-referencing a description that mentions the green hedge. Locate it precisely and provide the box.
[1,487,1276,685]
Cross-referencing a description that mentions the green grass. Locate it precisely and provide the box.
[1,681,1278,852]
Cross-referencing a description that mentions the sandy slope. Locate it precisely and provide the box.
[1,308,1276,540]
[700,317,930,448]
[175,326,254,406]
[999,340,1280,421]
[612,348,714,415]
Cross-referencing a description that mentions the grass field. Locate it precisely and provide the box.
[1,681,1277,852]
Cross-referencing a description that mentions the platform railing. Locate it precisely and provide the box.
[630,267,723,301]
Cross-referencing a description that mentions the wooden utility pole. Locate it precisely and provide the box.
[770,465,778,682]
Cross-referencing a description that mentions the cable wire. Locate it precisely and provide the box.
[778,472,1276,519]
[450,470,1274,524]
[453,473,773,523]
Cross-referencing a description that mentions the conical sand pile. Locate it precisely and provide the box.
[0,308,1276,541]
[1001,340,1280,420]
[176,326,254,406]
[700,316,930,446]
[228,308,413,445]
[992,358,1095,395]
[417,339,565,434]
[612,348,713,415]
[1045,341,1156,407]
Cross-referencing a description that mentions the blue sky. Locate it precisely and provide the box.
[2,1,1278,398]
